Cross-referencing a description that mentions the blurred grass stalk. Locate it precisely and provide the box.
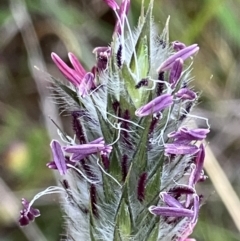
[204,144,240,232]
[10,0,62,140]
[8,0,62,238]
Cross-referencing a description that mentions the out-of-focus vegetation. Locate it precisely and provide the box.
[0,0,240,240]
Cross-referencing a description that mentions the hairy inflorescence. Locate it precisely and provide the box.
[18,1,209,241]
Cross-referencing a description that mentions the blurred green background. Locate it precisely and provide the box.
[0,0,240,240]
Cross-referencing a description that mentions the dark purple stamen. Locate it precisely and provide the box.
[72,111,86,144]
[19,199,40,226]
[80,159,97,180]
[170,154,176,161]
[122,110,130,132]
[62,179,70,189]
[169,185,195,195]
[135,78,149,89]
[156,72,165,96]
[117,44,122,68]
[162,41,166,49]
[159,39,166,49]
[121,110,132,148]
[148,115,160,150]
[62,179,77,206]
[90,184,98,217]
[121,154,128,181]
[101,154,110,171]
[97,54,108,71]
[112,101,121,117]
[137,172,147,202]
[182,81,187,88]
[158,71,165,81]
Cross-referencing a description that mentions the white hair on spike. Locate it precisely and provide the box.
[125,17,140,80]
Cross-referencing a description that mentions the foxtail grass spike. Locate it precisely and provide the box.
[18,1,209,240]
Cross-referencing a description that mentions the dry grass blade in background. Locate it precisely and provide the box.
[204,145,240,233]
[10,0,62,140]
